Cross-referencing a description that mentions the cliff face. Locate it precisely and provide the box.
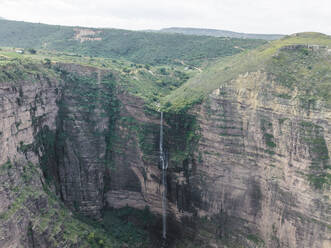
[54,65,114,218]
[189,71,330,247]
[0,72,61,247]
[0,65,122,247]
[104,71,331,248]
[0,62,330,248]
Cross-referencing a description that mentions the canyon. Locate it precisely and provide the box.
[0,31,330,248]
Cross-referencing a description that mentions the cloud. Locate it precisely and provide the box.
[0,0,330,34]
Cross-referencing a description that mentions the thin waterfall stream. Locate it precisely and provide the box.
[160,111,167,240]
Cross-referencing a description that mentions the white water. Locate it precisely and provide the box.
[160,112,167,240]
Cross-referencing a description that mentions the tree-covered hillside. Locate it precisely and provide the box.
[0,19,266,66]
[158,27,284,40]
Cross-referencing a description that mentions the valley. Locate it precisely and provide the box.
[0,19,330,248]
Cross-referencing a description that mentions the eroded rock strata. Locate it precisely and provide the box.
[0,61,330,248]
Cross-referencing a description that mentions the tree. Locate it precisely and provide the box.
[28,48,37,54]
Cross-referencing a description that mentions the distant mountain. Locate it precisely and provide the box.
[157,27,284,40]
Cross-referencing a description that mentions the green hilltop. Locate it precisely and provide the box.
[162,32,331,111]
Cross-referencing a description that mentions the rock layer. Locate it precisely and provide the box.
[0,63,330,248]
[188,72,331,247]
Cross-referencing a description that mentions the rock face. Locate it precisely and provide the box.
[0,72,61,247]
[189,72,331,247]
[55,65,112,218]
[0,74,59,166]
[0,63,330,247]
[103,71,331,247]
[0,65,120,247]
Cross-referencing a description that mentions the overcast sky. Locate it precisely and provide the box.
[0,0,330,34]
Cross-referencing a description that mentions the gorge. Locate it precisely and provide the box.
[0,19,330,248]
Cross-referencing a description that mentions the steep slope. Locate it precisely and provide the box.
[160,32,331,247]
[0,19,265,66]
[186,77,330,247]
[0,32,330,248]
[0,62,121,247]
[158,27,284,40]
[93,32,331,247]
[0,59,164,248]
[163,32,331,111]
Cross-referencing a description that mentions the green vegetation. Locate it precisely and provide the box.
[136,122,160,162]
[299,121,331,189]
[260,119,277,149]
[0,21,330,113]
[247,234,265,245]
[165,112,201,169]
[99,207,156,247]
[17,141,33,157]
[0,47,195,109]
[73,206,156,248]
[307,174,331,190]
[0,19,265,66]
[33,125,58,184]
[0,160,115,247]
[266,44,331,108]
[0,19,330,247]
[159,27,283,40]
[263,133,276,148]
[0,160,154,247]
[162,32,331,111]
[54,69,122,170]
[0,56,57,82]
[118,64,193,109]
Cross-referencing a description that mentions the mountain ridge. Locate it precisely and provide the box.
[156,27,284,40]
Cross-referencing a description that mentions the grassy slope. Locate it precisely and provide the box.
[162,32,331,111]
[0,19,266,66]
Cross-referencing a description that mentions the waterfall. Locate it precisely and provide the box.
[160,112,167,240]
